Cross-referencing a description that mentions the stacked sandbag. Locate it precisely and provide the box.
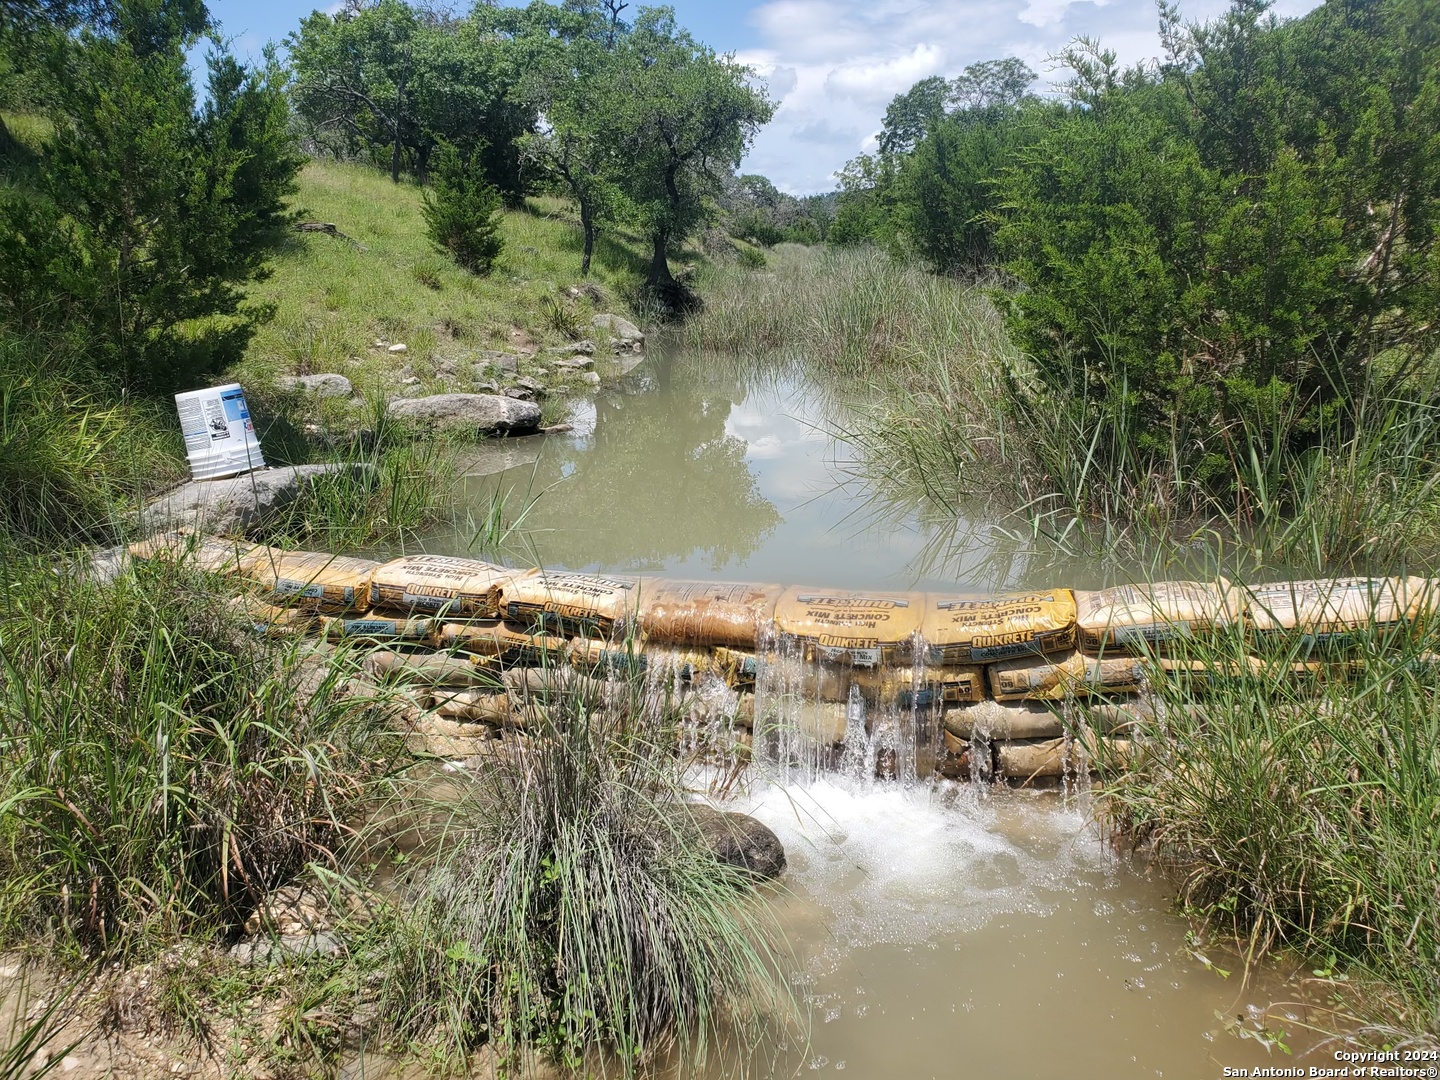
[319,612,434,644]
[987,650,1147,701]
[129,531,259,575]
[225,594,316,637]
[638,580,781,649]
[920,589,1077,664]
[994,736,1131,781]
[1074,580,1240,653]
[1243,576,1427,652]
[238,549,380,614]
[369,554,516,617]
[500,570,643,638]
[772,586,923,666]
[434,620,567,668]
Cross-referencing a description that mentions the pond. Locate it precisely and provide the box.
[422,349,1326,1078]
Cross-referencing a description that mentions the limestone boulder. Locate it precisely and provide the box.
[386,393,540,435]
[139,462,368,537]
[592,313,644,347]
[276,373,354,398]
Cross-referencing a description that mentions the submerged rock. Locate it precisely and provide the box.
[690,806,786,881]
[386,393,541,436]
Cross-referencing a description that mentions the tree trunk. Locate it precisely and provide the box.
[0,114,18,159]
[580,199,596,276]
[390,127,402,183]
[647,230,674,287]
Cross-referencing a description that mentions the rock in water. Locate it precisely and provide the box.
[276,373,354,398]
[592,313,644,346]
[690,806,786,881]
[386,393,541,436]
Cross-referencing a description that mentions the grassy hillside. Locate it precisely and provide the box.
[0,130,679,544]
[236,160,661,396]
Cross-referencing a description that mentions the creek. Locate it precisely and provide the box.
[425,350,1327,1078]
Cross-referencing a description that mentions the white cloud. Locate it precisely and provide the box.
[738,0,1325,193]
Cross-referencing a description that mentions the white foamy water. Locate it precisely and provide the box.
[730,778,1113,951]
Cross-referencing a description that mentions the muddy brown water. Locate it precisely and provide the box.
[418,351,1331,1078]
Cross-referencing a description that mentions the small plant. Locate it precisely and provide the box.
[421,143,504,276]
[539,293,582,338]
[734,243,766,269]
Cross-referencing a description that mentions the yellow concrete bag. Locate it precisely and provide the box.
[1245,577,1427,651]
[1075,580,1239,653]
[638,579,782,649]
[920,590,1076,664]
[370,554,516,617]
[320,611,434,644]
[226,595,316,637]
[995,737,1130,780]
[240,549,379,614]
[988,649,1145,701]
[943,701,1066,741]
[435,620,567,667]
[501,570,643,638]
[772,586,924,667]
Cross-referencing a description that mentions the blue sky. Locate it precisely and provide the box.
[208,0,1323,194]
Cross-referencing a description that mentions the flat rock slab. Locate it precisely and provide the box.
[387,393,541,435]
[140,463,365,537]
[276,373,354,398]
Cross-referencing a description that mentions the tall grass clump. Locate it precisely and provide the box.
[377,667,791,1076]
[0,554,399,950]
[1096,615,1440,1041]
[252,392,470,554]
[0,337,184,546]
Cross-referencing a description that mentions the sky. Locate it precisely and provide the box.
[206,0,1324,195]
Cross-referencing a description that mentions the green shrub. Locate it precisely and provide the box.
[734,242,766,269]
[422,143,505,275]
[0,28,301,391]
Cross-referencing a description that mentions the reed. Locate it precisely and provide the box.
[687,245,1440,579]
[1091,618,1440,1042]
[0,553,402,951]
[375,664,793,1076]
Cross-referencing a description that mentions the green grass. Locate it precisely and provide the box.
[687,243,1440,580]
[0,553,403,950]
[373,665,793,1076]
[1091,618,1440,1045]
[235,161,654,399]
[0,336,187,546]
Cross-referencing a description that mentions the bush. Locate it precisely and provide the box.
[0,28,301,392]
[421,143,504,275]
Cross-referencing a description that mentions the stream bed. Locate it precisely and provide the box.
[423,351,1329,1078]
